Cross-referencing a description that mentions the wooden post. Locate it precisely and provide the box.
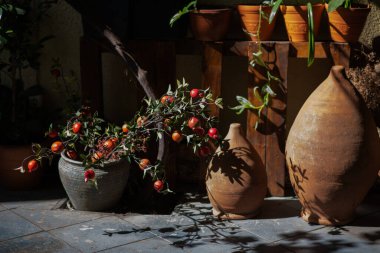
[201,42,223,117]
[247,42,289,197]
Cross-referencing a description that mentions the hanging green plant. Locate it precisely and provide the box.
[231,6,281,129]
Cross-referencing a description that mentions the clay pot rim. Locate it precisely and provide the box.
[61,150,127,168]
[237,5,272,10]
[191,8,232,15]
[281,4,324,12]
[325,3,370,12]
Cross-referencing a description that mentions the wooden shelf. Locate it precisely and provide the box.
[80,39,351,196]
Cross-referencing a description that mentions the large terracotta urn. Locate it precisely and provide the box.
[286,66,380,226]
[206,123,267,219]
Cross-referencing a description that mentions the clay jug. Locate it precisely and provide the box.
[206,123,267,219]
[286,66,380,226]
[237,5,277,41]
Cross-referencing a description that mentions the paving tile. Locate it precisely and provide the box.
[0,199,64,210]
[355,191,380,217]
[123,214,195,232]
[344,211,380,245]
[100,237,186,253]
[0,232,80,253]
[0,204,7,211]
[255,198,301,219]
[173,201,213,219]
[13,208,108,230]
[275,226,380,253]
[184,242,293,253]
[50,216,156,253]
[0,210,42,242]
[0,188,66,210]
[232,215,323,243]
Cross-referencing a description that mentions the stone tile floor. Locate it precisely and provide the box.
[0,185,379,253]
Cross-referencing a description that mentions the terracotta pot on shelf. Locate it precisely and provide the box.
[286,66,380,226]
[0,145,44,190]
[189,8,232,41]
[326,4,370,43]
[237,5,277,41]
[58,151,130,211]
[281,4,324,42]
[206,123,267,219]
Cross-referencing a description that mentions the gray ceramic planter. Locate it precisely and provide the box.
[58,151,130,211]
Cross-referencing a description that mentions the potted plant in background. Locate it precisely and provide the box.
[268,0,324,66]
[0,0,54,190]
[170,0,232,41]
[326,0,371,42]
[237,1,278,41]
[17,80,223,211]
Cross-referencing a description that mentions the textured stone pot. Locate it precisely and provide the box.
[237,5,277,41]
[286,66,380,226]
[326,4,370,43]
[281,4,324,42]
[206,123,267,219]
[58,152,130,211]
[189,9,232,41]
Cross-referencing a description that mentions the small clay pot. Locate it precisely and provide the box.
[326,4,370,43]
[281,4,324,42]
[206,123,267,219]
[237,5,277,41]
[286,66,380,226]
[189,9,232,41]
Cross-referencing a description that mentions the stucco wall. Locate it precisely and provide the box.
[38,0,83,111]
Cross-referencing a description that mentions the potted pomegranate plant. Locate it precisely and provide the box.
[17,79,223,211]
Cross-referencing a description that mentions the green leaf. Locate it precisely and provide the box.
[0,35,7,45]
[269,0,282,24]
[251,51,267,68]
[230,105,246,115]
[215,98,223,109]
[327,0,346,12]
[169,0,197,27]
[262,84,276,97]
[253,87,263,102]
[236,96,250,105]
[307,2,315,67]
[15,7,26,15]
